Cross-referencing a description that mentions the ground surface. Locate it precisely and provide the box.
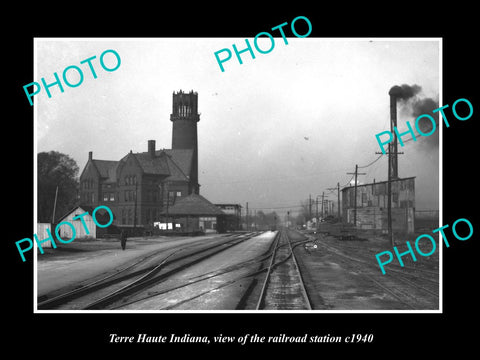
[37,234,227,298]
[37,227,440,311]
[293,223,439,310]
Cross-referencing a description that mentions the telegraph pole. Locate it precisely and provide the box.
[133,181,138,229]
[376,147,403,247]
[347,165,366,226]
[337,182,341,219]
[309,194,312,221]
[321,192,325,217]
[327,183,341,220]
[51,185,59,224]
[246,202,249,231]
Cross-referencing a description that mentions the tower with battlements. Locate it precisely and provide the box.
[170,90,200,194]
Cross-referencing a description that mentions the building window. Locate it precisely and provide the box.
[392,193,398,206]
[176,191,182,197]
[361,193,367,205]
[103,193,109,201]
[110,193,115,201]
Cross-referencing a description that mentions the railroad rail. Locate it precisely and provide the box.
[38,232,258,310]
[111,229,313,310]
[256,229,312,310]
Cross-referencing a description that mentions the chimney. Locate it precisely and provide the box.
[88,151,93,161]
[389,93,398,179]
[148,140,156,157]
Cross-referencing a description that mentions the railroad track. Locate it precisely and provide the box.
[111,230,280,310]
[110,230,313,310]
[38,232,258,310]
[256,229,312,310]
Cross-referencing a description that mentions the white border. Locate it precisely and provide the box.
[33,37,443,314]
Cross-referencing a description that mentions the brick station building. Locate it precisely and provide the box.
[78,90,207,234]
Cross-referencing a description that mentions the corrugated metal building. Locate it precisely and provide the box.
[341,177,415,233]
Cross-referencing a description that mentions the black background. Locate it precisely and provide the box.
[6,4,478,355]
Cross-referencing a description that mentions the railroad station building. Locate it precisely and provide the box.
[341,177,415,233]
[161,193,227,234]
[77,90,213,234]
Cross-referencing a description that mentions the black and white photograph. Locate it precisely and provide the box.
[33,37,441,312]
[7,6,478,354]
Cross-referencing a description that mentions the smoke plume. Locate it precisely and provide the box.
[390,84,439,149]
[389,84,422,100]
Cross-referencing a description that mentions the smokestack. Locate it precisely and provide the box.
[88,151,93,161]
[389,92,399,179]
[388,84,420,179]
[148,140,156,157]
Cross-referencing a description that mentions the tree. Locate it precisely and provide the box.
[37,151,79,223]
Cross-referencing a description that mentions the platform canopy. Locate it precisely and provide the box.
[161,193,226,217]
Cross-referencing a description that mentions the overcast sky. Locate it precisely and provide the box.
[35,38,440,217]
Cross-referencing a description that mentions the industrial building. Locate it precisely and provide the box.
[341,177,415,233]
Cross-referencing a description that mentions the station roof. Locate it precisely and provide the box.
[341,176,416,192]
[162,194,226,216]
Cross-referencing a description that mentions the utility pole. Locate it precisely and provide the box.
[327,183,341,220]
[347,165,366,227]
[309,194,312,221]
[133,181,138,230]
[376,148,403,247]
[246,202,249,231]
[165,183,170,230]
[321,192,325,218]
[338,182,341,219]
[51,185,59,224]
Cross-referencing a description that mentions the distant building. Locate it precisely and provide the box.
[341,177,415,233]
[215,204,242,231]
[77,90,205,233]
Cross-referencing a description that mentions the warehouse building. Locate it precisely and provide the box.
[341,177,415,233]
